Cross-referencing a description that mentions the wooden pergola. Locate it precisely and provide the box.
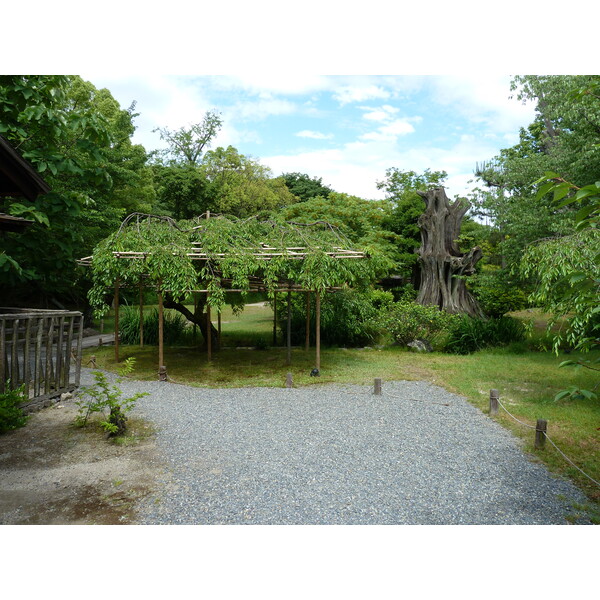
[79,213,367,378]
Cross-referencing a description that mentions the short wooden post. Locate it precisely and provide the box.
[489,389,499,415]
[158,365,167,382]
[99,337,103,346]
[374,378,382,395]
[535,419,547,449]
[286,373,293,388]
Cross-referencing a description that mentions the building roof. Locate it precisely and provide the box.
[0,134,51,202]
[0,134,51,232]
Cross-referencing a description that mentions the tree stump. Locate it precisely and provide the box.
[416,188,483,317]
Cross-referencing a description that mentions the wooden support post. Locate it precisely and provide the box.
[139,283,144,347]
[374,378,382,395]
[273,291,278,346]
[286,290,292,366]
[74,315,84,387]
[305,292,310,351]
[489,389,499,415]
[286,373,293,388]
[114,277,120,363]
[217,311,222,348]
[206,294,212,361]
[315,291,321,371]
[193,292,198,342]
[0,319,5,393]
[157,284,164,372]
[535,419,547,449]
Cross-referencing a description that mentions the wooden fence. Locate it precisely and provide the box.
[0,308,84,411]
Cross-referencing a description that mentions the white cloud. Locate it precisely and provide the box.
[296,130,334,140]
[333,85,391,105]
[359,119,417,142]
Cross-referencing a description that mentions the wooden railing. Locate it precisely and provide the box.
[0,308,84,410]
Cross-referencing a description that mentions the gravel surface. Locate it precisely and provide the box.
[82,370,590,525]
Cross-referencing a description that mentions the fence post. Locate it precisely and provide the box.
[489,389,499,415]
[286,373,293,388]
[374,378,382,396]
[535,419,547,449]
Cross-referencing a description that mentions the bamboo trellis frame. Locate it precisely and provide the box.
[79,214,368,376]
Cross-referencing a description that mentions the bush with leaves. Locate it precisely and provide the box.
[469,269,528,318]
[75,358,148,436]
[119,307,190,345]
[277,288,393,348]
[0,384,28,433]
[380,301,456,348]
[444,315,527,355]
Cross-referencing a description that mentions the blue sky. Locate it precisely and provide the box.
[84,74,537,200]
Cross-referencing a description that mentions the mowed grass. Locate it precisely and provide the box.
[87,304,600,515]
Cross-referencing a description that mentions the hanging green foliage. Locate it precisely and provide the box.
[86,212,389,317]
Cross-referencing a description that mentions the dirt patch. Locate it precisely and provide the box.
[0,400,163,525]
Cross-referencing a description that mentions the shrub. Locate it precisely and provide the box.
[277,288,393,348]
[119,307,190,345]
[0,384,28,433]
[380,302,456,347]
[75,358,148,436]
[469,271,528,318]
[444,315,527,354]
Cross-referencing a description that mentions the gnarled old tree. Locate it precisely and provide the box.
[416,187,483,317]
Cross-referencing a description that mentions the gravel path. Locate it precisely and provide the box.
[84,370,590,525]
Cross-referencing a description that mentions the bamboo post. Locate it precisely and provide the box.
[63,316,74,389]
[34,316,43,396]
[11,318,19,387]
[0,319,5,393]
[139,282,144,347]
[114,277,120,363]
[56,315,65,389]
[158,282,164,371]
[44,317,54,395]
[273,291,278,346]
[193,292,198,342]
[489,389,499,415]
[286,290,292,366]
[315,291,321,371]
[305,292,310,351]
[217,310,222,347]
[23,318,32,397]
[206,293,212,361]
[74,314,84,387]
[535,419,547,449]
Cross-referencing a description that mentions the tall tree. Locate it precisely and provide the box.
[281,172,334,202]
[201,146,297,217]
[152,110,223,165]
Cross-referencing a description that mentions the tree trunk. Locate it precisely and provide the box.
[163,293,220,350]
[416,188,483,317]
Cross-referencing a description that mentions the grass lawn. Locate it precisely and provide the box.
[87,304,600,517]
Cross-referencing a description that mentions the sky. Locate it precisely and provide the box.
[83,74,537,200]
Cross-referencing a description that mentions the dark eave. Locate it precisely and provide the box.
[0,134,51,202]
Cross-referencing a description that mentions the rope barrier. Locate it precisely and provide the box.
[496,398,537,429]
[542,433,600,488]
[495,394,600,489]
